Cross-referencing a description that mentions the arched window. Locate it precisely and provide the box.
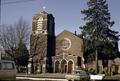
[37,17,44,31]
[77,57,81,66]
[55,61,60,73]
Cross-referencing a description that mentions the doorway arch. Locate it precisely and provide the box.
[68,60,74,73]
[61,59,67,73]
[55,60,60,73]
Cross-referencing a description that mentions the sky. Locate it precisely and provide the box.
[1,0,120,50]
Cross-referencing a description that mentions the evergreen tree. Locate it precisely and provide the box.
[81,0,119,63]
[17,41,29,66]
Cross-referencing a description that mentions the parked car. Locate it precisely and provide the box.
[0,60,16,80]
[90,73,105,80]
[88,71,105,80]
[65,69,90,80]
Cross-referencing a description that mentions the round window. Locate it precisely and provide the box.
[61,38,71,50]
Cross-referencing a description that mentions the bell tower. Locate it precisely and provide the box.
[30,11,55,73]
[32,11,55,36]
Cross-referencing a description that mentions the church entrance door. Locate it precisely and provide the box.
[61,59,67,73]
[68,60,73,73]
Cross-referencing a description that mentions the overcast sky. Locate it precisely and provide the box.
[1,0,120,50]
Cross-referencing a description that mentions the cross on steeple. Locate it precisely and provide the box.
[42,6,46,11]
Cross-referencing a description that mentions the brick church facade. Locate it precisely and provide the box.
[29,11,84,74]
[52,30,84,73]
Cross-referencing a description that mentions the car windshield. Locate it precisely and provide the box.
[2,62,15,70]
[73,70,88,76]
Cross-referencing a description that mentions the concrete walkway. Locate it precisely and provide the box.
[17,73,66,78]
[16,73,68,81]
[104,75,120,80]
[16,77,68,81]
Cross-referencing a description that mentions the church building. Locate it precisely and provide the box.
[30,11,84,74]
[53,30,84,73]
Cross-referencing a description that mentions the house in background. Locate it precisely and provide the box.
[0,45,6,60]
[112,57,120,74]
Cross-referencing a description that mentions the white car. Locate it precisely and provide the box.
[65,69,90,80]
[0,60,16,80]
[90,73,105,80]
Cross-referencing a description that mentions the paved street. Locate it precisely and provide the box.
[16,73,120,81]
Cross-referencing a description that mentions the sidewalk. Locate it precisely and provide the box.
[16,73,67,81]
[17,73,66,79]
[104,74,120,80]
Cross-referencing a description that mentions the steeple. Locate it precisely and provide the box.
[32,10,55,36]
[31,11,55,73]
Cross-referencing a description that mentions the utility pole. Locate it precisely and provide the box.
[0,0,1,26]
[95,48,98,74]
[0,51,1,60]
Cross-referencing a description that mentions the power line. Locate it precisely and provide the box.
[0,0,1,25]
[2,0,9,1]
[1,0,34,5]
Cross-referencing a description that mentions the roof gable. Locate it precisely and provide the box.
[57,30,81,39]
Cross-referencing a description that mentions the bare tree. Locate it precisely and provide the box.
[30,34,47,60]
[0,17,30,63]
[15,17,30,45]
[30,33,47,73]
[0,24,18,60]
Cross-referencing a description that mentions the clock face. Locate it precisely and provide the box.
[61,38,71,50]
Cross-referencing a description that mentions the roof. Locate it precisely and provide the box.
[57,30,81,39]
[33,11,54,20]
